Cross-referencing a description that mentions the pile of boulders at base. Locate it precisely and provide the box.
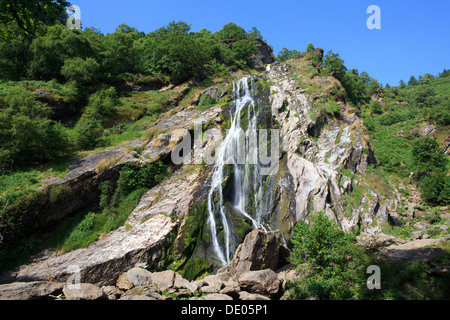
[0,229,298,300]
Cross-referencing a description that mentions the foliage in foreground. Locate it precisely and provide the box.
[287,211,450,300]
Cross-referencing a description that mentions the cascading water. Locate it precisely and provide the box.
[207,77,267,266]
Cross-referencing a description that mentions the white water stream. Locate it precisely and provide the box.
[206,77,267,266]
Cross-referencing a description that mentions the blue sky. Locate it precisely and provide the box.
[70,0,449,86]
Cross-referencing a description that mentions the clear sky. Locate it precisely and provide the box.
[70,0,449,86]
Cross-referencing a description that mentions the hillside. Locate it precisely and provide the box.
[0,4,449,301]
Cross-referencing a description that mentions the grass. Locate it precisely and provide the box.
[0,154,76,200]
[41,188,147,253]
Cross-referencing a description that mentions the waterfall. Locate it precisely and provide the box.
[207,77,267,266]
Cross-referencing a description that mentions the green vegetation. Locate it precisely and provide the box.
[287,211,368,300]
[287,211,450,300]
[356,71,450,207]
[0,161,171,272]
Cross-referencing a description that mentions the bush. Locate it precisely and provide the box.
[370,100,383,114]
[288,211,367,300]
[114,162,169,200]
[325,98,341,116]
[70,115,103,150]
[412,136,448,175]
[84,87,119,124]
[61,57,100,85]
[378,111,411,126]
[419,174,450,205]
[277,48,302,62]
[0,87,69,171]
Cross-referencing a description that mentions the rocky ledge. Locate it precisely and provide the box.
[0,229,296,300]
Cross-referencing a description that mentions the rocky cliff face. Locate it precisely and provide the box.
[0,52,403,291]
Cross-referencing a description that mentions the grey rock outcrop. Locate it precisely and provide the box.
[222,228,281,278]
[63,283,106,300]
[0,281,64,300]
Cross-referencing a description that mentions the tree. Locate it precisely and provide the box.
[28,24,94,80]
[277,48,302,62]
[215,22,247,42]
[306,43,315,52]
[367,78,381,96]
[248,27,263,41]
[412,136,448,175]
[231,39,257,68]
[140,21,211,84]
[0,23,29,80]
[410,85,436,109]
[0,0,70,39]
[439,68,450,78]
[408,75,418,86]
[399,80,406,89]
[324,50,347,81]
[102,24,143,76]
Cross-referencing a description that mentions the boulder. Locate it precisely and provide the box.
[191,293,233,301]
[119,295,156,300]
[126,267,153,287]
[173,272,193,291]
[116,273,134,291]
[0,281,64,300]
[63,283,106,300]
[238,269,281,298]
[219,280,240,299]
[238,291,271,300]
[120,286,164,300]
[200,274,225,294]
[150,270,176,291]
[223,229,280,279]
[251,39,276,67]
[102,286,123,300]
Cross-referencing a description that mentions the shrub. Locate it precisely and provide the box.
[277,48,302,62]
[197,94,215,110]
[0,87,69,171]
[288,211,367,300]
[419,174,450,205]
[370,100,383,114]
[61,57,100,85]
[412,136,448,175]
[325,98,341,116]
[70,115,104,150]
[84,87,119,124]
